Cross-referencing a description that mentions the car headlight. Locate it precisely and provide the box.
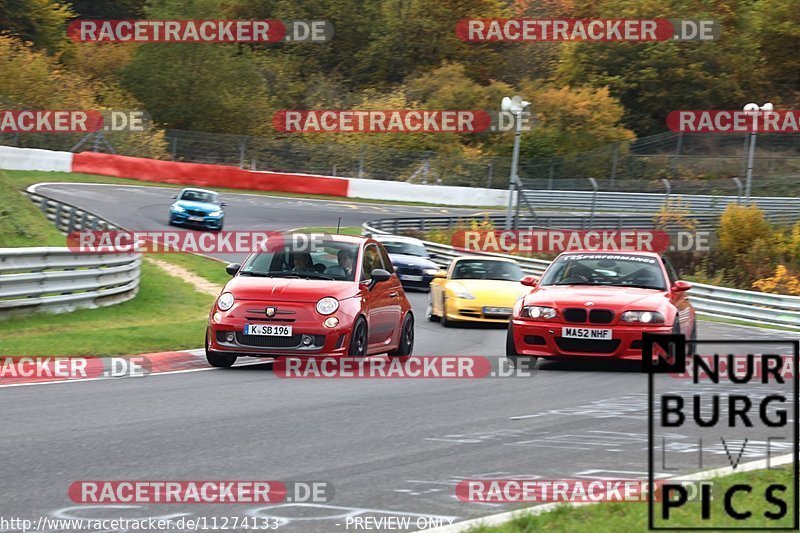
[621,310,665,323]
[450,285,475,300]
[522,306,557,319]
[423,268,439,275]
[171,205,185,213]
[208,210,223,217]
[217,292,234,311]
[316,297,339,315]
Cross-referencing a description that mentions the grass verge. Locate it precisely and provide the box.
[1,169,216,356]
[295,226,362,236]
[468,467,795,532]
[0,170,64,246]
[0,261,213,356]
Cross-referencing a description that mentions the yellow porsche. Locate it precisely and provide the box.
[427,256,530,326]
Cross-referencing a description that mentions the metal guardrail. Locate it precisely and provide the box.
[363,218,800,331]
[365,213,721,232]
[26,190,120,233]
[0,190,140,319]
[520,189,800,221]
[0,248,141,318]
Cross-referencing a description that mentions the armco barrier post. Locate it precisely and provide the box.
[66,209,76,234]
[54,204,63,230]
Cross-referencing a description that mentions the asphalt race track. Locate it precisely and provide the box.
[32,182,494,264]
[2,183,796,532]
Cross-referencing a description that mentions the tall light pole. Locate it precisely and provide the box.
[743,102,773,201]
[502,96,530,229]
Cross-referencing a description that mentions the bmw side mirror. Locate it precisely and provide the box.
[226,263,241,276]
[369,268,391,289]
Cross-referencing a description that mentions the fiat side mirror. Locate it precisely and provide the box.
[672,280,692,292]
[520,275,539,287]
[368,268,391,290]
[226,263,241,276]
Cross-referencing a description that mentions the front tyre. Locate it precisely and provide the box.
[388,313,414,357]
[441,296,455,328]
[348,317,368,357]
[206,332,237,368]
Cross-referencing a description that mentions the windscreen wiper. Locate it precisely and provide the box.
[299,273,335,280]
[242,272,301,278]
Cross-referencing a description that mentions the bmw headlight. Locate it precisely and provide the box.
[621,310,665,323]
[316,297,339,315]
[171,205,185,213]
[522,306,557,319]
[423,268,439,275]
[451,285,475,300]
[208,210,223,217]
[217,292,234,311]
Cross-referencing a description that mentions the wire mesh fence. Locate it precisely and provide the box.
[2,127,799,196]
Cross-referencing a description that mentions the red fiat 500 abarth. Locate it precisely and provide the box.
[507,251,695,364]
[206,234,414,367]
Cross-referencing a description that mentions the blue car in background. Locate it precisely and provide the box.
[373,234,440,291]
[168,188,226,230]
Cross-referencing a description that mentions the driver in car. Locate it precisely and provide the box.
[292,253,314,273]
[337,249,355,279]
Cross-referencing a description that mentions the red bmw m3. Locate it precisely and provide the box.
[206,234,414,367]
[507,251,696,364]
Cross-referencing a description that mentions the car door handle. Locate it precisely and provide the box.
[389,291,399,297]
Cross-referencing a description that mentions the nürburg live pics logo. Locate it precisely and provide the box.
[644,334,799,529]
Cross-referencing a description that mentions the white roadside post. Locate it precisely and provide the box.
[743,102,773,202]
[502,96,530,230]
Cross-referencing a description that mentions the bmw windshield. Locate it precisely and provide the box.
[540,254,667,290]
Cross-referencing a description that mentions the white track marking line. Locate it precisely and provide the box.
[0,358,271,389]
